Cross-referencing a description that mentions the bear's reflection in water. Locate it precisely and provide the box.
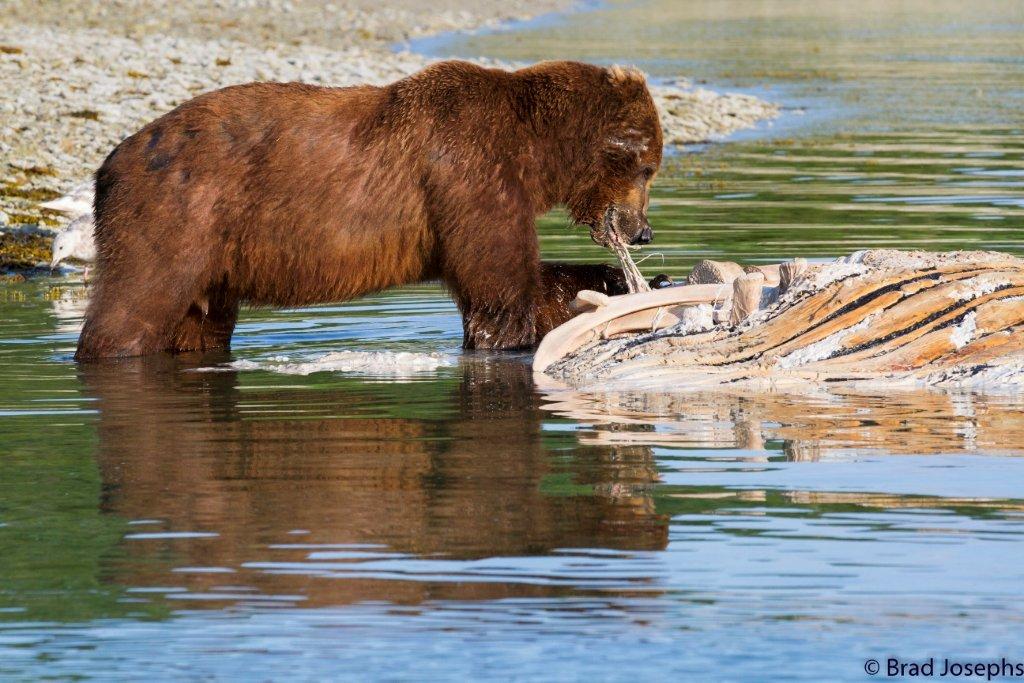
[79,358,668,607]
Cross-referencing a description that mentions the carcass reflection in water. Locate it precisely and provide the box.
[537,379,1024,459]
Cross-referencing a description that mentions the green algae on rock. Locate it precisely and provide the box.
[0,232,54,270]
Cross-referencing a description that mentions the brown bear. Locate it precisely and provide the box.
[75,60,663,360]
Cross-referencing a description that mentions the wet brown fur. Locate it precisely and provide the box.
[76,60,663,359]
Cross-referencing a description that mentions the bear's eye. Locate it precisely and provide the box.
[640,166,655,181]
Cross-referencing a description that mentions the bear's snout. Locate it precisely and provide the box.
[631,223,653,245]
[615,208,653,246]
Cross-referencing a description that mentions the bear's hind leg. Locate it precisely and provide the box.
[76,239,222,359]
[77,281,198,360]
[169,286,239,354]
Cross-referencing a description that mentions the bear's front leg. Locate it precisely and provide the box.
[440,217,543,350]
[454,270,541,350]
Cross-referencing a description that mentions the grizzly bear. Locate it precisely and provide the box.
[75,60,663,360]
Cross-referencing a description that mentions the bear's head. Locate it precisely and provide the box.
[568,65,663,248]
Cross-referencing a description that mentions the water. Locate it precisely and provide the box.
[3,1,1024,679]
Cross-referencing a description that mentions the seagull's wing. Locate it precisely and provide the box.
[40,181,95,216]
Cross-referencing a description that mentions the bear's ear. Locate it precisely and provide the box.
[605,65,646,89]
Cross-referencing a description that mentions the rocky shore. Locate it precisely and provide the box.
[0,0,778,252]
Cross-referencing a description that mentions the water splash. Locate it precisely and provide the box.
[204,350,456,378]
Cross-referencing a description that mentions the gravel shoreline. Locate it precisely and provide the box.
[0,0,778,247]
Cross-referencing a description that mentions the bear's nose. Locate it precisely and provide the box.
[631,225,653,245]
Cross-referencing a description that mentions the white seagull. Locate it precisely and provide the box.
[50,214,97,275]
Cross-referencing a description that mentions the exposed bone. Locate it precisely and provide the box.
[730,272,764,325]
[743,264,781,286]
[688,259,746,285]
[572,290,612,311]
[533,283,734,373]
[778,258,808,294]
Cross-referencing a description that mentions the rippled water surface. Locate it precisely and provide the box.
[3,1,1024,679]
